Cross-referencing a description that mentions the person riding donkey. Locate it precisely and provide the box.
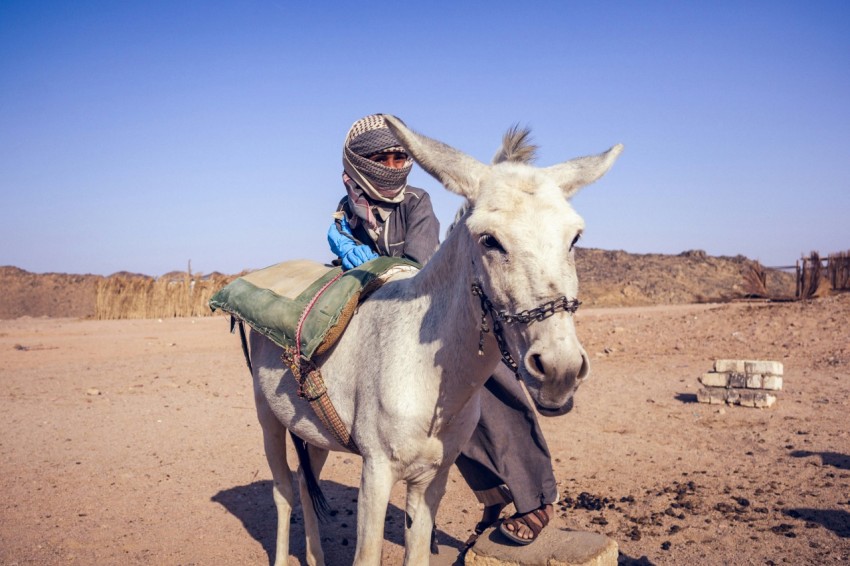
[327,113,557,546]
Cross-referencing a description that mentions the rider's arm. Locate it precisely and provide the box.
[401,191,440,266]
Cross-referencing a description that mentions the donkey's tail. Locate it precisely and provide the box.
[289,431,332,523]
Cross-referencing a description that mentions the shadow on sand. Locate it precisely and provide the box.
[784,507,850,538]
[674,392,698,404]
[790,450,850,470]
[617,554,656,565]
[212,479,465,565]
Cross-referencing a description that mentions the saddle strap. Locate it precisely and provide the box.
[282,269,359,454]
[282,350,360,454]
[303,362,359,454]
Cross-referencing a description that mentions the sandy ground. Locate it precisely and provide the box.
[1,295,849,565]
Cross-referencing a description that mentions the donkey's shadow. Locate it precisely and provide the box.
[212,480,464,565]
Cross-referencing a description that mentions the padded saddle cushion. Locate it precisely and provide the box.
[209,257,419,360]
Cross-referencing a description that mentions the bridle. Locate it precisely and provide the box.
[471,281,581,377]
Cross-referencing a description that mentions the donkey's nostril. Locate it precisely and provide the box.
[530,353,545,375]
[578,352,590,380]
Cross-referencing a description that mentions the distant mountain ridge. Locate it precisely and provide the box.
[0,249,796,319]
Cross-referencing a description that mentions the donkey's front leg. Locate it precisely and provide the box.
[353,458,395,565]
[403,467,449,565]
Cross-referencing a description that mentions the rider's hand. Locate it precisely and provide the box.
[328,217,378,270]
[327,217,357,259]
[342,245,378,270]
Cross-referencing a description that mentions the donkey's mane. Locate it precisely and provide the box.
[492,124,538,164]
[447,125,538,238]
[445,203,468,238]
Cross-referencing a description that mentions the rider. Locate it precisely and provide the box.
[328,113,439,268]
[327,114,557,546]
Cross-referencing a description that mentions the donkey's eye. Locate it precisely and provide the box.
[479,234,505,253]
[570,233,582,251]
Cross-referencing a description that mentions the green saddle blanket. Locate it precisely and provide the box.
[209,257,420,361]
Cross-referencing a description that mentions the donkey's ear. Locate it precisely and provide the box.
[383,115,488,201]
[544,143,624,199]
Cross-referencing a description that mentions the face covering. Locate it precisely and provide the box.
[341,115,413,236]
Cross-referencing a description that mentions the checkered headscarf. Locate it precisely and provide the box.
[342,114,412,204]
[341,114,413,237]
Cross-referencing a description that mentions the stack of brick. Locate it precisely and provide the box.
[697,359,783,408]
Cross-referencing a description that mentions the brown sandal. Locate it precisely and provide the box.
[498,505,551,545]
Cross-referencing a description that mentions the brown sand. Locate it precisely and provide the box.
[2,294,849,565]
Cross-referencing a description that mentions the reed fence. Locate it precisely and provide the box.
[828,251,850,291]
[95,272,235,319]
[743,262,769,298]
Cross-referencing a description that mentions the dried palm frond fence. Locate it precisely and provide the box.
[828,251,850,291]
[95,272,236,319]
[796,250,850,299]
[743,262,769,298]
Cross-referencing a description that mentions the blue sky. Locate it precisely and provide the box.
[2,1,848,276]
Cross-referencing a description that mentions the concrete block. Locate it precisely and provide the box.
[746,373,763,389]
[715,359,745,373]
[700,372,728,387]
[698,386,777,408]
[761,375,783,391]
[728,372,747,388]
[753,391,777,408]
[697,388,724,404]
[725,388,741,404]
[745,360,783,376]
[736,390,777,408]
[466,526,618,566]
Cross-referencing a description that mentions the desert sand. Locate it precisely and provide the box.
[2,294,849,565]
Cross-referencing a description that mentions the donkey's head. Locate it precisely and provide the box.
[385,115,622,416]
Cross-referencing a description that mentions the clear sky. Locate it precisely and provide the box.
[2,1,848,276]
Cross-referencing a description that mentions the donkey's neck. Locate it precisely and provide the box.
[404,224,502,419]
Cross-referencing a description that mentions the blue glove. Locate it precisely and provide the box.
[342,244,378,270]
[327,217,378,270]
[327,216,357,258]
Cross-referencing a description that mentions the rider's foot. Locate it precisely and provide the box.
[498,503,552,545]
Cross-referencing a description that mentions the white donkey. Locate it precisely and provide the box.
[248,115,622,565]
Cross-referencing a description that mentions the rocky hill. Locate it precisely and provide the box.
[576,248,795,307]
[0,266,104,319]
[0,249,796,319]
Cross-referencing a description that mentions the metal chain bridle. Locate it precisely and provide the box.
[471,281,581,377]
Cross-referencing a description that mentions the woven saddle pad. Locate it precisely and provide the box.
[209,257,419,361]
